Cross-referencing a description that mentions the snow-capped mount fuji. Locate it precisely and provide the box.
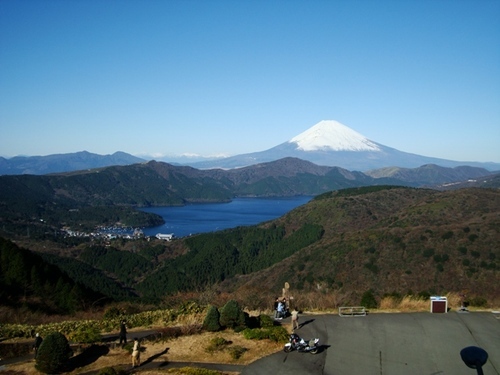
[289,120,380,152]
[189,120,500,171]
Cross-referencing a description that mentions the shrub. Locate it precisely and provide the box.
[258,314,275,328]
[469,297,487,307]
[245,315,260,329]
[35,332,73,373]
[219,300,245,330]
[103,306,123,320]
[242,326,288,343]
[157,326,183,341]
[69,325,102,344]
[205,336,231,353]
[203,305,221,332]
[228,345,248,359]
[266,326,289,343]
[360,290,378,309]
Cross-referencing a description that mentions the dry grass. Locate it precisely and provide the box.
[377,292,500,312]
[3,330,283,374]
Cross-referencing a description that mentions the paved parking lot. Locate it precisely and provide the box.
[243,311,500,375]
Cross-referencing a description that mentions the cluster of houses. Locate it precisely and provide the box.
[62,227,175,242]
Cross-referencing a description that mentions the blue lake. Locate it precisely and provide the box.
[140,196,312,238]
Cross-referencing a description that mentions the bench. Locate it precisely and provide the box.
[339,306,366,317]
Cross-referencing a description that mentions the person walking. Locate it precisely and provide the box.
[131,338,141,367]
[119,320,127,345]
[291,308,299,331]
[33,333,43,358]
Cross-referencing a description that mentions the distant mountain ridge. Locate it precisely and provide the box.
[364,164,495,186]
[0,158,496,233]
[2,120,499,176]
[0,151,145,175]
[188,120,500,171]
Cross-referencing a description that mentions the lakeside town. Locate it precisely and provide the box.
[63,226,175,241]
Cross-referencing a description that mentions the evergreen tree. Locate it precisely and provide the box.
[203,305,221,332]
[219,300,246,330]
[35,332,73,373]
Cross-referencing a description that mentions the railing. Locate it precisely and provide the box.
[338,306,366,317]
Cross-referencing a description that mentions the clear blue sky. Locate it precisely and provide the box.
[1,0,499,162]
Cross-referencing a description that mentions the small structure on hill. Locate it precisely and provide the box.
[155,233,174,241]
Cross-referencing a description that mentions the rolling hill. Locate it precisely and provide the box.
[3,186,497,311]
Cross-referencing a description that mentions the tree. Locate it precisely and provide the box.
[203,305,221,332]
[35,332,73,373]
[219,300,246,330]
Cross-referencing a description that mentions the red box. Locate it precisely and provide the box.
[430,296,448,313]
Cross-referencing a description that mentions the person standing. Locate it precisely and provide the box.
[119,320,127,345]
[33,333,43,358]
[131,338,141,367]
[273,297,280,319]
[276,300,285,319]
[291,308,299,331]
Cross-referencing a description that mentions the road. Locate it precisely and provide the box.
[243,311,500,375]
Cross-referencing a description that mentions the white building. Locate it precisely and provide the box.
[155,233,174,241]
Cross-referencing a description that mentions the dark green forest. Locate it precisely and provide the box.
[0,237,104,314]
[137,223,324,299]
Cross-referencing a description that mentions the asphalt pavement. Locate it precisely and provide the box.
[2,312,498,374]
[242,311,500,375]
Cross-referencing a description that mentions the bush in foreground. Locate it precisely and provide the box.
[242,325,289,343]
[202,305,221,332]
[219,300,246,330]
[35,332,73,373]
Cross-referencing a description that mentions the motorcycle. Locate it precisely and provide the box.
[284,333,320,354]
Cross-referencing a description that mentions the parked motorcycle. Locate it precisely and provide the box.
[284,333,319,354]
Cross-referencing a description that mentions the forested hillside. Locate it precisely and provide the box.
[219,186,500,306]
[137,223,324,299]
[1,186,498,314]
[0,238,104,314]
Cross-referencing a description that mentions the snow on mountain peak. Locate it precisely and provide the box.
[289,120,381,152]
